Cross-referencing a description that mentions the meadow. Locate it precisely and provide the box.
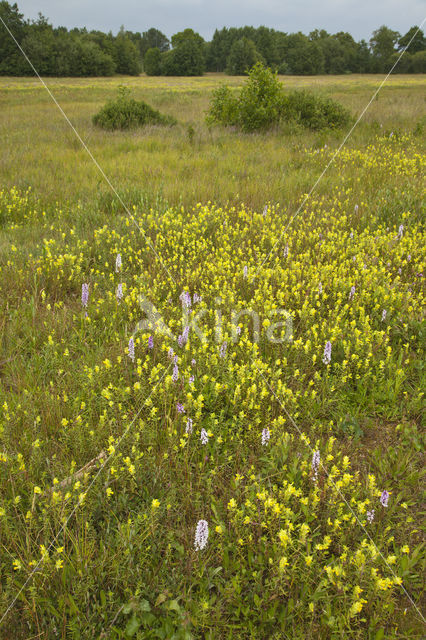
[0,73,425,639]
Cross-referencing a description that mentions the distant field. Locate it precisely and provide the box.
[0,74,425,639]
[0,74,425,209]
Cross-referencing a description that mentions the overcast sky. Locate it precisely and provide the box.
[16,0,425,41]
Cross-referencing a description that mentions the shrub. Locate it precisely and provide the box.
[237,62,285,132]
[92,86,176,130]
[206,85,239,128]
[207,63,284,132]
[282,90,352,130]
[207,63,352,132]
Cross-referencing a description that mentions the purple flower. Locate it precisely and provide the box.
[263,205,268,217]
[191,359,196,367]
[177,402,185,414]
[178,326,190,348]
[172,363,179,382]
[322,341,332,365]
[193,292,201,304]
[381,309,387,322]
[179,291,192,310]
[168,347,175,360]
[354,204,359,213]
[186,418,193,434]
[397,224,404,239]
[243,265,248,279]
[148,335,154,349]
[283,244,289,259]
[219,341,227,358]
[367,509,375,523]
[194,519,209,551]
[349,285,356,300]
[189,375,195,385]
[380,490,389,507]
[261,428,270,446]
[116,283,123,302]
[81,283,89,308]
[200,428,208,445]
[115,253,122,273]
[318,282,323,295]
[312,450,320,480]
[128,337,135,362]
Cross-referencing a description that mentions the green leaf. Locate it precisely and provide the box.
[155,593,168,607]
[125,615,140,637]
[167,599,181,613]
[139,599,151,612]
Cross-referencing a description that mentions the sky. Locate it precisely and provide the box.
[16,0,426,41]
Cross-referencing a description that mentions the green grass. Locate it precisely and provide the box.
[0,74,424,210]
[0,73,425,639]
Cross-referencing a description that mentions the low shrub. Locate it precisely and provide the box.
[282,90,352,129]
[207,63,352,132]
[93,86,176,130]
[206,85,239,128]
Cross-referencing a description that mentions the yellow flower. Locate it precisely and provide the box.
[279,557,289,572]
[151,499,160,510]
[401,545,410,554]
[349,600,365,617]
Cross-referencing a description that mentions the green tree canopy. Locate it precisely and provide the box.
[0,1,29,74]
[398,26,426,53]
[369,25,400,72]
[163,37,205,76]
[226,37,262,75]
[113,28,140,75]
[144,47,162,75]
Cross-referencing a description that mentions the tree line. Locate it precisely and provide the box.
[1,1,425,77]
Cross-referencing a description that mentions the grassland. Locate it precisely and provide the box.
[0,73,425,639]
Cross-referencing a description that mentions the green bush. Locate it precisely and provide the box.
[206,85,239,127]
[92,86,176,130]
[282,90,352,129]
[207,62,352,132]
[237,62,285,131]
